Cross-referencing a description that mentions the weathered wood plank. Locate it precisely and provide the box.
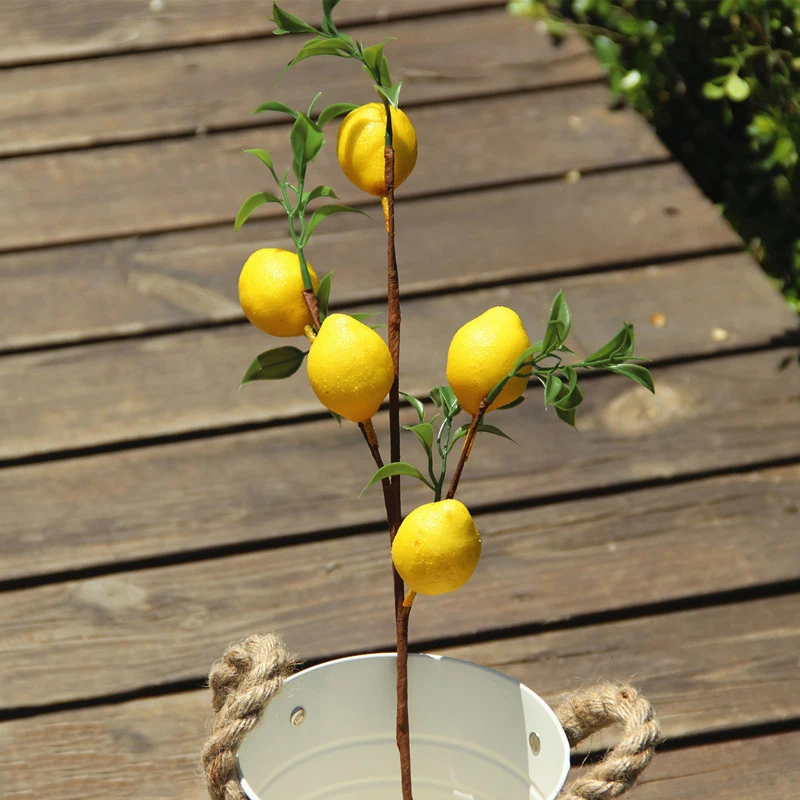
[2,594,799,798]
[0,85,667,252]
[7,359,800,581]
[0,0,506,66]
[1,259,795,462]
[0,11,598,156]
[0,163,741,352]
[3,462,800,705]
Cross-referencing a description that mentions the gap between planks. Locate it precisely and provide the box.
[1,259,797,463]
[0,8,600,158]
[0,162,744,355]
[1,595,799,799]
[0,0,509,68]
[2,460,800,706]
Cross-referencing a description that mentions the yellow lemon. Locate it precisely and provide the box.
[307,314,394,423]
[238,248,319,337]
[337,103,418,196]
[446,307,531,415]
[392,500,482,596]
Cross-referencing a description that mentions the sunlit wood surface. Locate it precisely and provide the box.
[2,3,799,798]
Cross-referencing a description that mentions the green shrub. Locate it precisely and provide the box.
[510,0,800,311]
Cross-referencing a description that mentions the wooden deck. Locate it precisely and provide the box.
[2,2,799,798]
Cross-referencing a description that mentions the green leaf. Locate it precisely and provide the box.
[552,379,584,411]
[234,191,284,232]
[288,37,353,67]
[270,3,318,34]
[511,341,543,376]
[400,391,426,422]
[432,385,460,417]
[541,290,572,353]
[252,100,298,118]
[303,184,338,204]
[315,271,333,319]
[544,373,563,407]
[316,102,359,127]
[243,148,276,173]
[290,114,325,174]
[307,91,323,117]
[556,406,577,428]
[609,363,655,393]
[362,462,434,494]
[322,0,342,27]
[583,323,635,365]
[725,73,750,102]
[349,311,382,323]
[452,423,518,446]
[303,204,368,243]
[497,395,526,411]
[362,42,385,80]
[329,410,343,426]
[702,80,726,100]
[375,82,402,109]
[404,422,434,452]
[241,347,307,384]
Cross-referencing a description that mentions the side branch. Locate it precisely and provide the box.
[446,397,490,500]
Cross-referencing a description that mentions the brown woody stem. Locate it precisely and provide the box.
[384,144,412,800]
[446,398,490,500]
[302,288,321,331]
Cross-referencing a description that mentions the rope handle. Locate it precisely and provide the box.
[201,635,662,800]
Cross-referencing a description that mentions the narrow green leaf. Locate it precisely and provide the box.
[362,41,391,82]
[609,363,655,393]
[583,323,635,365]
[556,406,577,428]
[234,191,284,232]
[403,422,434,453]
[304,204,368,242]
[374,82,402,109]
[288,37,353,67]
[316,102,359,128]
[497,395,526,411]
[452,423,518,446]
[553,381,584,411]
[241,347,306,384]
[378,54,392,87]
[362,462,434,494]
[303,184,338,204]
[511,341,543,375]
[544,373,563,407]
[270,3,318,34]
[322,0,342,23]
[307,91,323,117]
[435,385,460,418]
[400,391,426,422]
[315,271,333,319]
[329,410,343,426]
[290,114,325,174]
[541,293,571,354]
[349,311,382,323]
[243,148,275,171]
[252,100,298,118]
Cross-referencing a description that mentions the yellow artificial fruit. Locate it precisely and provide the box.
[391,499,482,596]
[446,306,532,415]
[238,248,319,337]
[337,103,418,196]
[307,314,394,423]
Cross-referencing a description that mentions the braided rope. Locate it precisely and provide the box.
[556,683,664,799]
[201,634,296,800]
[201,638,661,800]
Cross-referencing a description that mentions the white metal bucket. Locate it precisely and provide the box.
[237,652,571,800]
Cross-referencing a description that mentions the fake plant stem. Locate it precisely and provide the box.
[446,397,490,500]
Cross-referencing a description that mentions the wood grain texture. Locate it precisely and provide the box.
[3,461,800,705]
[0,163,742,352]
[0,84,667,253]
[0,0,506,66]
[5,351,800,580]
[1,259,796,462]
[0,11,598,156]
[2,596,799,798]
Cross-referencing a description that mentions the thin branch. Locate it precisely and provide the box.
[446,398,490,500]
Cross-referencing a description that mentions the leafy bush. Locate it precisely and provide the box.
[510,0,800,311]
